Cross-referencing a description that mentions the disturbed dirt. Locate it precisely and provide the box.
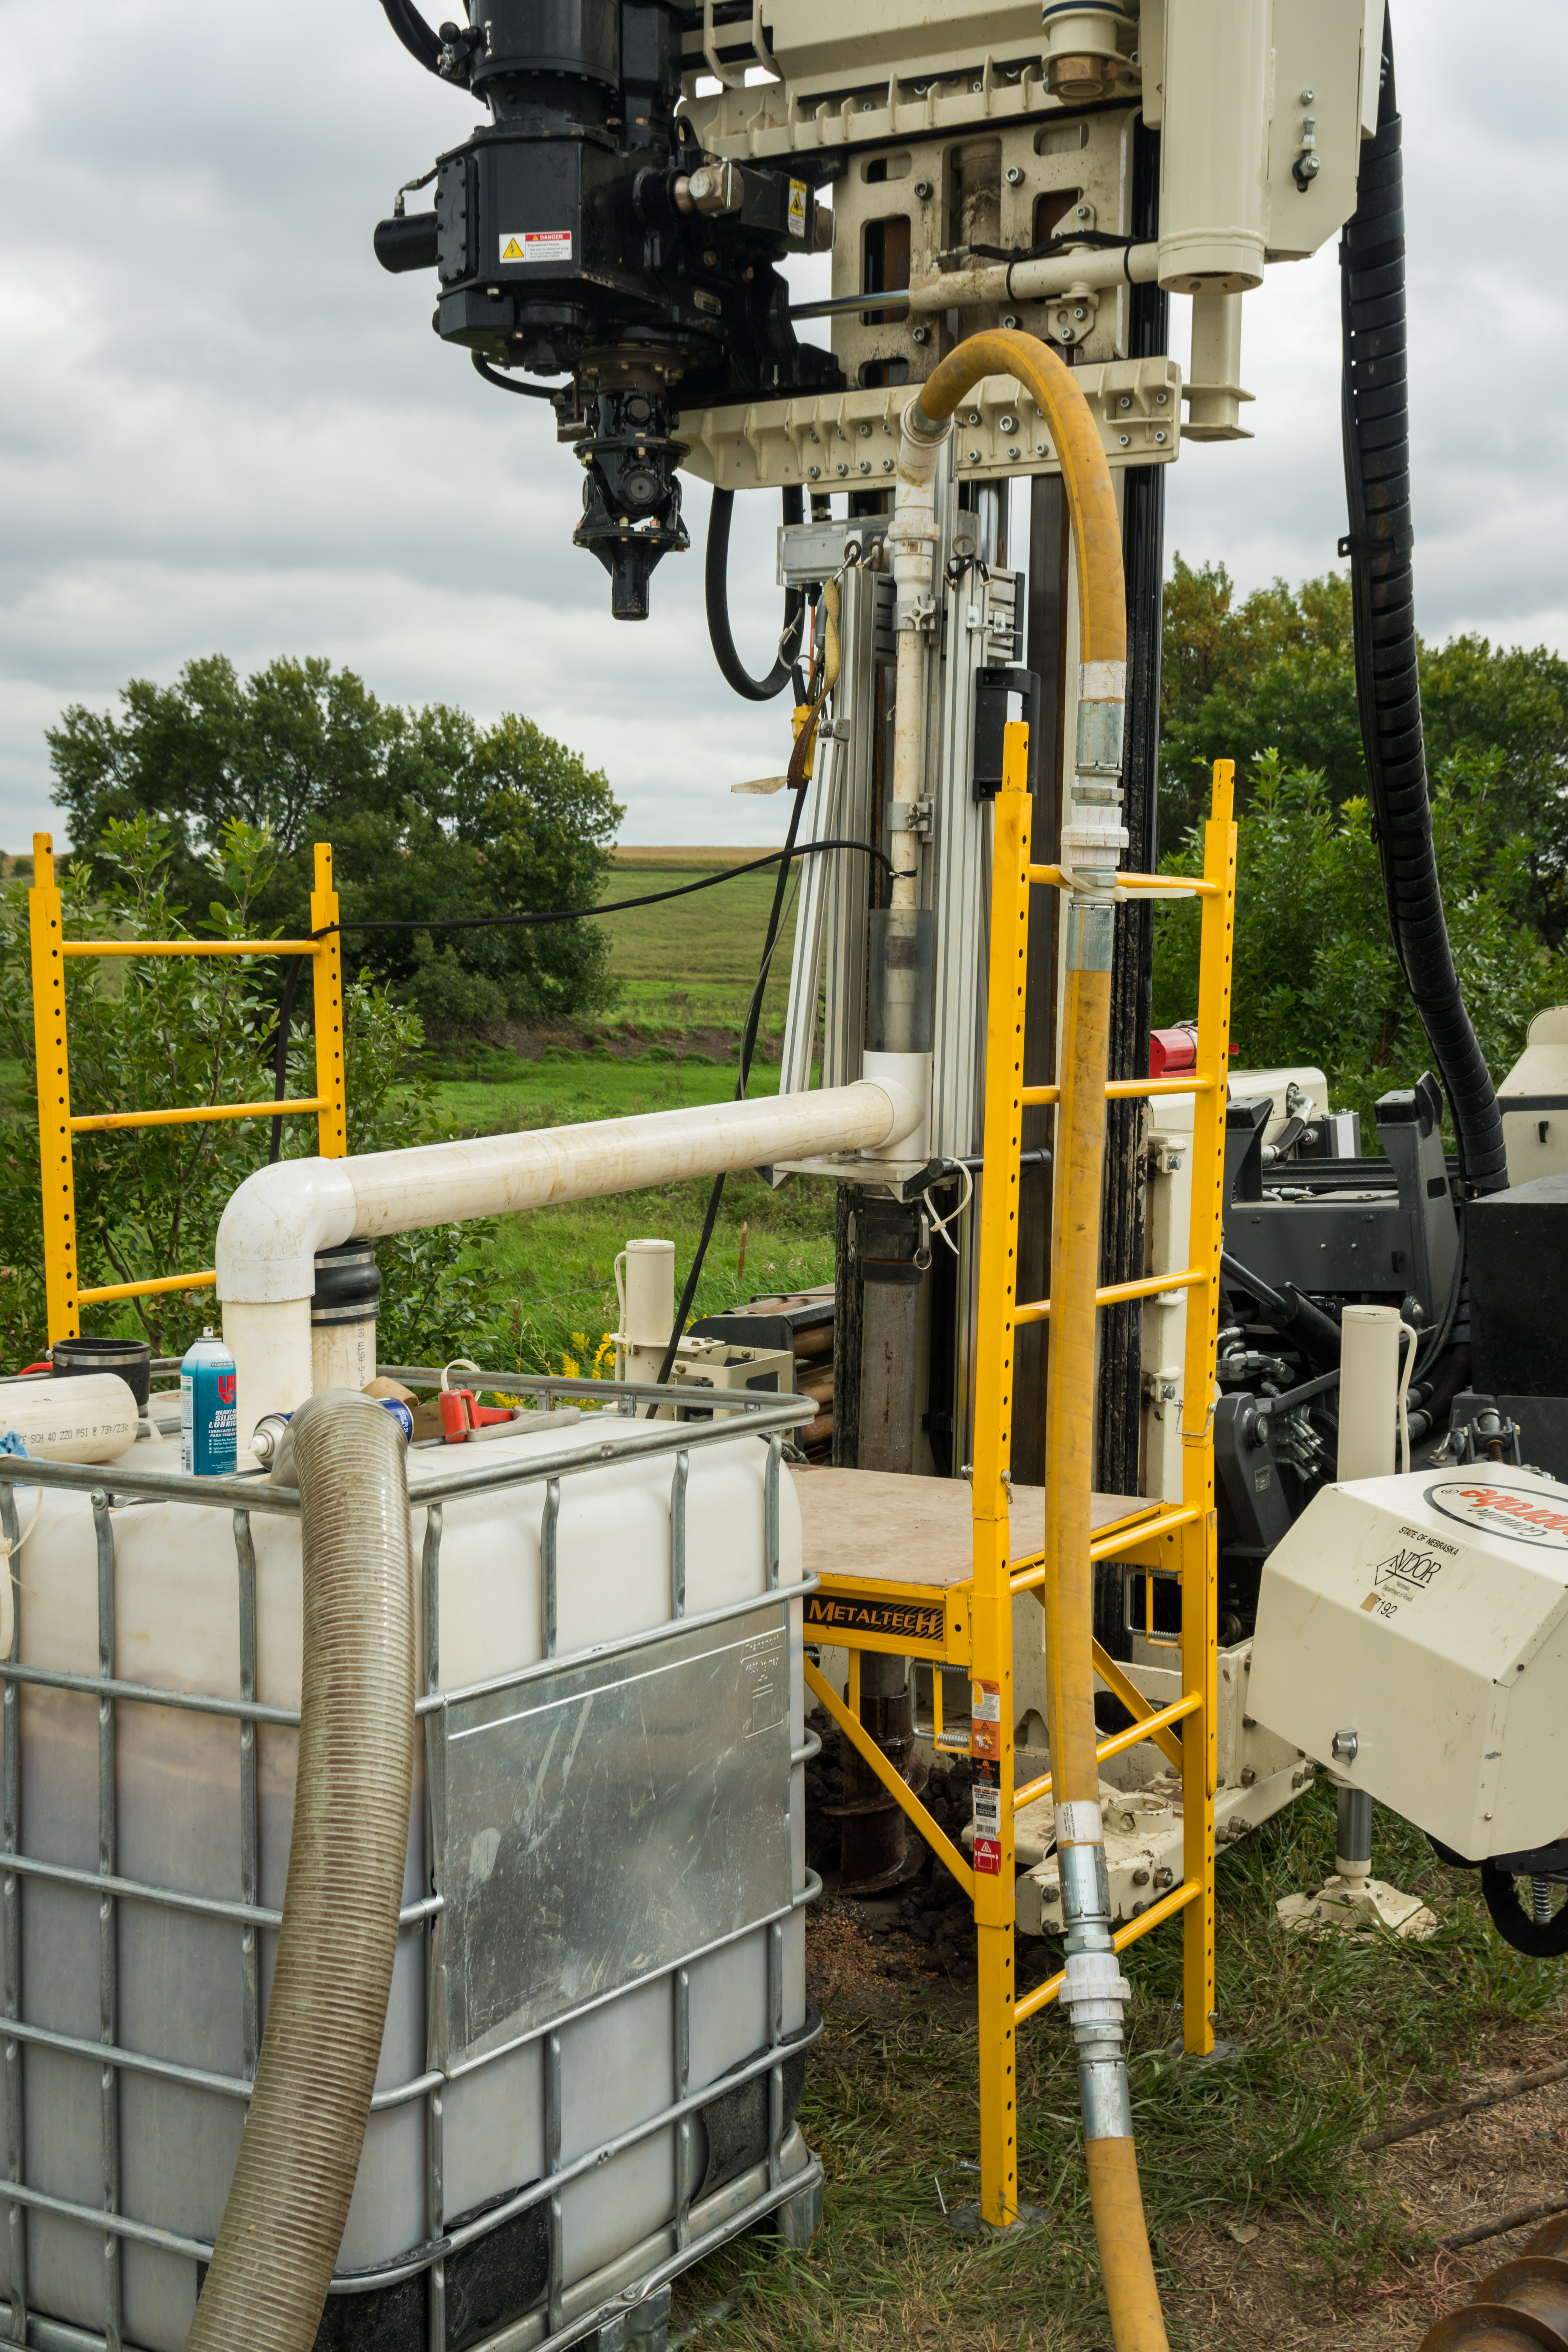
[1166,2053,1568,2350]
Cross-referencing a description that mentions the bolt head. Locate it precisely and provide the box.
[836,462,848,476]
[1005,164,1024,185]
[1007,445,1019,459]
[1154,430,1167,444]
[1118,394,1131,408]
[882,457,894,470]
[859,422,872,435]
[1073,304,1087,319]
[1300,86,1315,102]
[1155,390,1168,403]
[1034,441,1046,454]
[1118,432,1130,446]
[914,180,933,199]
[1076,204,1090,218]
[1000,413,1018,431]
[858,459,871,473]
[967,411,981,425]
[1001,312,1019,329]
[911,324,929,343]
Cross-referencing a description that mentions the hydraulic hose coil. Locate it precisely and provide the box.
[1340,37,1507,1196]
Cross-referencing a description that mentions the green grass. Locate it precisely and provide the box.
[458,1170,834,1380]
[669,1782,1568,2350]
[592,855,805,1042]
[423,1044,785,1141]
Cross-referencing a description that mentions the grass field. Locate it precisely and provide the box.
[586,848,806,1044]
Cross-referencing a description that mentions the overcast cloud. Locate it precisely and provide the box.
[1,0,1564,853]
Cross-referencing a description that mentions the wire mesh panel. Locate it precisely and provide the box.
[0,1376,821,2352]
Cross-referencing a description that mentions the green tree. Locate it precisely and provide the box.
[0,818,500,1367]
[1156,561,1568,935]
[45,657,626,1029]
[1152,751,1566,1145]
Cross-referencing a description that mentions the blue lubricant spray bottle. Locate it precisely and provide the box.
[181,1327,238,1476]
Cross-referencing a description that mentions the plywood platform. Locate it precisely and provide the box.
[790,1466,1156,1590]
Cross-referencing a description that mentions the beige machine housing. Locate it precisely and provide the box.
[1499,1006,1568,1186]
[1249,1466,1568,1859]
[679,0,1383,472]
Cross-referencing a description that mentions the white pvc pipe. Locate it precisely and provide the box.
[218,1077,924,1426]
[886,413,947,913]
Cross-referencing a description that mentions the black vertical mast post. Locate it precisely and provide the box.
[1094,116,1168,1626]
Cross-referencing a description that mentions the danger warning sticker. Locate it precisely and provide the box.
[499,230,573,264]
[787,180,808,238]
[972,1779,1002,1876]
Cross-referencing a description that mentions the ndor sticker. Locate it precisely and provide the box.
[972,1779,1002,1876]
[499,230,573,264]
[970,1676,1002,1762]
[787,180,807,237]
[1423,1481,1568,1552]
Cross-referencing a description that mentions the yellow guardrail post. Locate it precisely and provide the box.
[29,835,79,1345]
[969,720,1034,2228]
[1178,760,1237,2056]
[23,833,349,1332]
[310,842,348,1158]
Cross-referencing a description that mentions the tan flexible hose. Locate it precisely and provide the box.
[893,331,1164,2350]
[908,329,1126,668]
[1042,958,1115,1798]
[187,1391,415,2352]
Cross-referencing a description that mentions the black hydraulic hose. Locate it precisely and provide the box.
[472,353,565,403]
[377,0,443,74]
[706,487,805,702]
[1480,1864,1568,1960]
[1339,13,1508,1196]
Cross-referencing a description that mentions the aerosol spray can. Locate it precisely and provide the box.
[181,1327,237,1477]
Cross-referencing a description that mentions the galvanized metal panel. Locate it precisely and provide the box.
[443,1608,794,2065]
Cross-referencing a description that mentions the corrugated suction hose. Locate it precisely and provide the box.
[187,1390,416,2352]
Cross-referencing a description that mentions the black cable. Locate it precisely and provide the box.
[313,837,892,938]
[472,353,567,403]
[646,777,815,1407]
[377,0,443,73]
[269,956,308,1166]
[1339,11,1508,1196]
[705,487,805,702]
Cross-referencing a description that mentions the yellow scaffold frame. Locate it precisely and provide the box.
[27,833,347,1344]
[804,739,1238,2227]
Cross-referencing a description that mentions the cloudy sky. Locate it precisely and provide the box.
[2,0,1564,853]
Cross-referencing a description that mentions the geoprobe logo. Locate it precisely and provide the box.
[1423,1481,1568,1551]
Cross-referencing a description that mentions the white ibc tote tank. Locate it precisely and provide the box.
[0,1401,818,2351]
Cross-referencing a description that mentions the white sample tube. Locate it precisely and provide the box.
[1337,1305,1403,1481]
[617,1237,676,1382]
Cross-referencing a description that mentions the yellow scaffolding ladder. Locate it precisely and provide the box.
[27,834,348,1344]
[804,741,1238,2226]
